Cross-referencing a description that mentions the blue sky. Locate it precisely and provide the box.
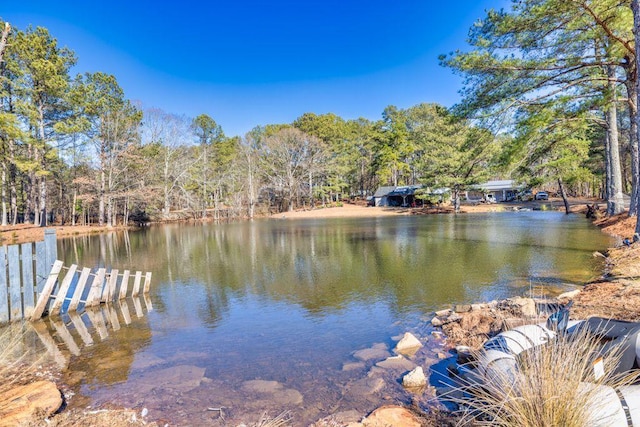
[3,1,506,137]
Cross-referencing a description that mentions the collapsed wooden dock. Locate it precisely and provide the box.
[31,261,153,321]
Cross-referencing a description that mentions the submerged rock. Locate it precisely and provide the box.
[353,344,391,361]
[349,377,386,396]
[375,355,415,371]
[402,366,427,388]
[241,379,303,405]
[133,364,205,393]
[394,332,423,356]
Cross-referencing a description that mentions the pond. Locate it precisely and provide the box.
[40,212,614,425]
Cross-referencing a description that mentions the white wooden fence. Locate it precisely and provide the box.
[0,229,57,323]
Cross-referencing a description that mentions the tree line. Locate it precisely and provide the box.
[1,1,639,227]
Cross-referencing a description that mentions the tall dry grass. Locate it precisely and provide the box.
[0,323,42,395]
[457,328,640,427]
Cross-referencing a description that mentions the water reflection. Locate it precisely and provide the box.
[53,212,612,425]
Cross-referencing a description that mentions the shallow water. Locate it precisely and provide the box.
[30,213,614,425]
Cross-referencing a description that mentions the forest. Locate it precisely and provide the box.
[0,0,639,227]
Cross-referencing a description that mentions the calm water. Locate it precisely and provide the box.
[37,213,614,425]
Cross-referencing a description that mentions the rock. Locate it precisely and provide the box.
[446,313,463,323]
[431,331,444,340]
[0,380,62,425]
[593,251,606,258]
[454,304,472,313]
[402,366,427,388]
[435,308,452,317]
[471,303,485,311]
[133,365,205,393]
[455,345,474,363]
[375,355,415,371]
[362,405,422,427]
[353,344,391,361]
[342,361,366,371]
[558,289,581,300]
[430,317,443,327]
[508,296,537,317]
[394,332,423,356]
[242,380,303,405]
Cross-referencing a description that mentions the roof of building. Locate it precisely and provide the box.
[373,186,398,197]
[474,180,522,191]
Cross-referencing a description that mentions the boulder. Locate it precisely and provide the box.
[402,366,427,388]
[362,405,423,427]
[454,304,472,313]
[394,332,423,356]
[430,317,443,327]
[435,308,452,317]
[0,380,62,426]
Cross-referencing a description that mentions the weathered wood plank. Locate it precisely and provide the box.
[0,246,8,324]
[68,311,93,346]
[44,229,57,275]
[118,270,130,299]
[49,316,80,356]
[50,265,78,315]
[106,269,119,302]
[132,271,142,297]
[21,243,35,316]
[30,260,64,321]
[8,245,21,320]
[86,268,106,307]
[34,241,46,293]
[68,268,91,312]
[143,272,152,294]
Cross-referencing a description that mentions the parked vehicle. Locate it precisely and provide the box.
[517,190,533,201]
[535,191,549,200]
[484,194,496,204]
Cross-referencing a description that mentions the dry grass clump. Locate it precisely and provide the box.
[458,328,640,427]
[0,323,43,394]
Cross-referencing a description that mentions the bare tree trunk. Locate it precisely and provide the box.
[72,190,76,226]
[1,161,6,226]
[99,168,105,226]
[558,178,570,214]
[38,104,47,227]
[632,1,640,234]
[606,65,625,215]
[0,22,10,65]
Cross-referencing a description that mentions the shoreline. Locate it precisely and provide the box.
[0,197,597,245]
